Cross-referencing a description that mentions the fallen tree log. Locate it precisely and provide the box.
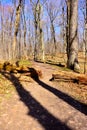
[77,76,87,85]
[51,71,87,85]
[16,67,42,80]
[0,62,42,80]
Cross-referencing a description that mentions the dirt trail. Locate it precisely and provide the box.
[0,62,87,130]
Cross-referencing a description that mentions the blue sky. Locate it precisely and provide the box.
[0,0,85,43]
[1,0,12,5]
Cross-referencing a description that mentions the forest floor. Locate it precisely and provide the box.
[0,61,87,130]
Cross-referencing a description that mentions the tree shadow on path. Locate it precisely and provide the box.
[1,72,71,130]
[36,80,87,115]
[29,68,87,116]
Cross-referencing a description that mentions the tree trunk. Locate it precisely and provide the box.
[12,0,22,59]
[34,12,38,61]
[22,4,27,59]
[84,0,87,73]
[46,24,50,54]
[66,0,70,60]
[1,5,5,59]
[67,0,80,72]
[32,0,45,61]
[51,22,56,55]
[38,3,45,61]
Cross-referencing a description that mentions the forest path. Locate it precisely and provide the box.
[0,61,87,130]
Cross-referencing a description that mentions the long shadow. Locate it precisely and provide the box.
[35,60,65,67]
[1,72,71,130]
[36,80,87,115]
[29,68,87,115]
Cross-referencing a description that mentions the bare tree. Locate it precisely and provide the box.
[0,3,5,59]
[61,0,67,53]
[12,0,23,59]
[30,0,39,60]
[46,1,59,55]
[38,0,45,61]
[22,0,27,59]
[84,0,87,73]
[30,0,45,61]
[66,0,70,60]
[67,0,80,72]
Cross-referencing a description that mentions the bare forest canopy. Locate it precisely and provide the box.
[0,0,86,69]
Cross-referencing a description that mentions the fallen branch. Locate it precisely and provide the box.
[51,71,87,85]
